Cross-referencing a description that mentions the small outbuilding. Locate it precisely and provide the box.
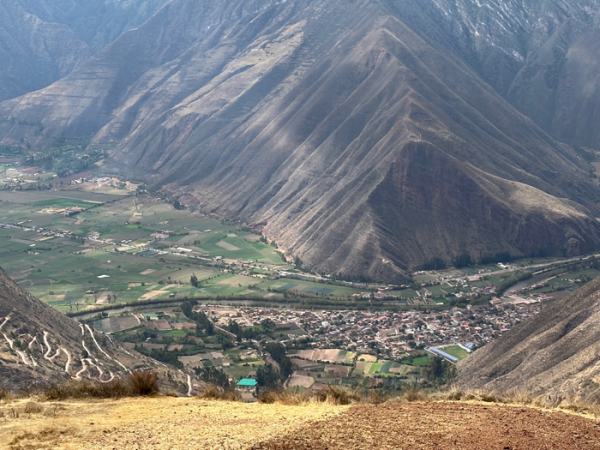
[236,378,258,402]
[236,378,258,389]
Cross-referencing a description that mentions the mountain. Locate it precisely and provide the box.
[0,266,190,392]
[1,0,600,281]
[0,0,168,102]
[458,277,600,401]
[393,0,600,150]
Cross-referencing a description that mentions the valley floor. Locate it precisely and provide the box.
[2,398,600,449]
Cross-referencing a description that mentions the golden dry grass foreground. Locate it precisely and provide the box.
[2,397,600,449]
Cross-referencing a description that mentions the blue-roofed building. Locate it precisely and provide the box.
[427,347,459,364]
[464,342,477,351]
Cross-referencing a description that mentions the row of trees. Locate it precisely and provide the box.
[181,300,214,335]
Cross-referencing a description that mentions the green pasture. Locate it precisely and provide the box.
[442,345,470,361]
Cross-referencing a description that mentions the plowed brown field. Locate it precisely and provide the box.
[253,403,600,450]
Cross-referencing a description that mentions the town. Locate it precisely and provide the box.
[198,301,543,359]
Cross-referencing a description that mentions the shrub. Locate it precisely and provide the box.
[258,389,309,405]
[23,401,43,414]
[365,389,389,405]
[41,379,131,400]
[129,371,159,396]
[39,371,160,400]
[0,389,12,402]
[402,386,429,402]
[324,385,361,405]
[198,384,240,401]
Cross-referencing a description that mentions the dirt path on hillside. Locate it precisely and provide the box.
[252,402,600,450]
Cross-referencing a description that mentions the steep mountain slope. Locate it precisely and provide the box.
[458,276,600,401]
[1,0,600,280]
[0,267,190,392]
[0,0,168,102]
[387,0,600,149]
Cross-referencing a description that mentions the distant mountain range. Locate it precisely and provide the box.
[2,0,600,281]
[0,0,169,102]
[0,267,189,392]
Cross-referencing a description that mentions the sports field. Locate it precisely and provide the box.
[442,345,470,361]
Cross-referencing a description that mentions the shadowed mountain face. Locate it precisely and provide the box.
[1,0,600,281]
[0,0,168,102]
[458,277,600,401]
[0,267,190,392]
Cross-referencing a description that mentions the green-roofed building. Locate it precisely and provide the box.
[237,378,258,387]
[236,378,258,402]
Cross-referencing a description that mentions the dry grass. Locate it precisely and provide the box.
[319,385,361,405]
[0,389,13,402]
[2,387,600,449]
[433,386,600,418]
[259,389,312,405]
[40,379,131,401]
[259,387,389,406]
[197,384,240,401]
[36,371,159,401]
[401,385,430,402]
[1,396,347,449]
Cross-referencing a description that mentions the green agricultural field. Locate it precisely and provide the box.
[368,363,383,374]
[29,198,97,209]
[0,189,321,313]
[404,356,430,366]
[442,345,470,361]
[257,278,362,297]
[164,330,186,337]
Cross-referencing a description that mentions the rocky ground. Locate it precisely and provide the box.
[2,398,600,449]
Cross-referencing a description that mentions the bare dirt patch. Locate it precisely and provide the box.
[216,240,240,251]
[140,290,167,300]
[252,402,600,449]
[95,292,110,304]
[287,374,315,389]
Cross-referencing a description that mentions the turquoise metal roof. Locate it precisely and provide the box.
[237,378,258,387]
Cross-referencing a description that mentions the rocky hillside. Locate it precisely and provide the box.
[0,0,168,102]
[458,276,600,401]
[0,267,191,393]
[394,0,600,149]
[2,0,600,281]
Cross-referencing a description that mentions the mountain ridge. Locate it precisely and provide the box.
[1,0,600,280]
[0,0,169,102]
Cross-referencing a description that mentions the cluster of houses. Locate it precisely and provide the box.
[196,302,543,358]
[71,176,139,191]
[1,221,74,240]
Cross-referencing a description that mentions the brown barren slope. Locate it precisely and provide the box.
[2,399,600,449]
[0,266,191,393]
[458,276,600,401]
